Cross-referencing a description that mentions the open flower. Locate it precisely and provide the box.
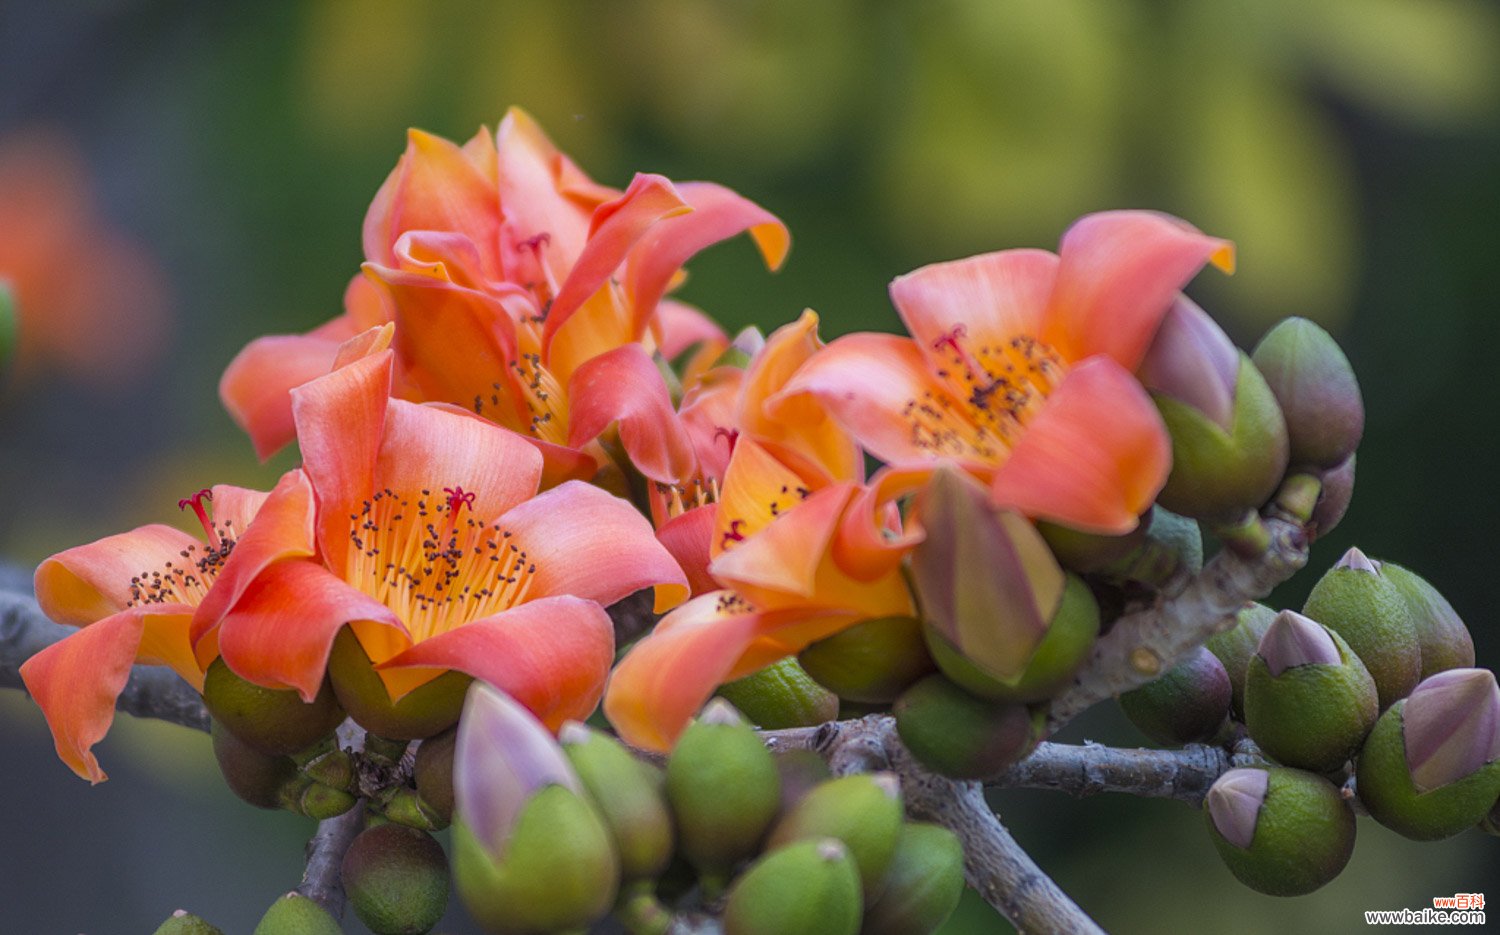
[195,330,689,735]
[781,211,1234,534]
[20,479,299,782]
[222,108,788,490]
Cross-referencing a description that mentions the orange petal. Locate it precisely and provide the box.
[890,249,1059,367]
[219,319,357,461]
[377,595,614,731]
[834,465,932,581]
[1043,211,1234,371]
[989,357,1170,535]
[778,332,993,471]
[496,480,690,613]
[749,310,861,486]
[35,524,201,626]
[291,349,393,568]
[657,298,728,361]
[19,607,194,783]
[214,560,404,701]
[364,128,501,276]
[544,173,692,353]
[376,399,543,521]
[711,436,816,557]
[710,483,851,606]
[566,343,696,485]
[655,504,718,596]
[496,108,593,282]
[190,470,317,666]
[624,180,790,337]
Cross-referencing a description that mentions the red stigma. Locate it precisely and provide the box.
[177,488,221,550]
[720,518,747,548]
[443,486,477,515]
[713,427,740,451]
[518,232,551,255]
[932,324,968,354]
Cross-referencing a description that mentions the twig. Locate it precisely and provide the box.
[295,804,365,918]
[995,740,1233,806]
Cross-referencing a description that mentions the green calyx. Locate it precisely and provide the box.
[1205,602,1278,721]
[1204,767,1355,897]
[1119,646,1231,746]
[328,628,470,740]
[251,893,343,935]
[665,704,781,877]
[861,823,965,935]
[209,718,299,810]
[201,658,345,756]
[1381,563,1475,679]
[798,615,936,703]
[716,656,839,729]
[722,838,863,935]
[1356,700,1500,841]
[767,773,905,899]
[152,910,225,935]
[561,722,675,883]
[1302,556,1420,709]
[894,675,1044,780]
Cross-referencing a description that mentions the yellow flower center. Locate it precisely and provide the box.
[126,490,237,608]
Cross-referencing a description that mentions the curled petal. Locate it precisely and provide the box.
[567,343,696,485]
[989,357,1170,535]
[749,310,861,486]
[657,299,728,361]
[656,504,718,596]
[1043,211,1234,370]
[834,465,931,581]
[890,249,1059,366]
[496,108,594,282]
[378,595,615,731]
[35,525,201,626]
[364,128,500,274]
[219,318,358,461]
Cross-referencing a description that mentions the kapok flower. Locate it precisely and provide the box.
[20,478,305,782]
[781,210,1234,535]
[194,330,689,735]
[605,427,912,752]
[222,108,788,489]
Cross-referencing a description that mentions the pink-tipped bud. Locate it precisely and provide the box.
[1403,669,1500,792]
[1139,297,1239,431]
[1251,317,1364,470]
[453,682,580,860]
[1310,455,1355,538]
[1206,768,1269,849]
[1257,611,1341,676]
[1336,546,1380,574]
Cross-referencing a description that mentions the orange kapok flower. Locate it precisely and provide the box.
[20,480,300,782]
[781,211,1234,535]
[196,333,689,734]
[222,109,787,488]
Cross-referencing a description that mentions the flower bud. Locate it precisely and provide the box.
[798,615,936,703]
[1204,766,1355,896]
[297,781,358,821]
[1380,563,1475,679]
[894,675,1045,780]
[1309,455,1354,538]
[329,628,470,740]
[210,719,299,810]
[341,823,449,935]
[666,701,781,879]
[152,910,225,935]
[201,658,345,757]
[1205,602,1277,720]
[412,726,456,825]
[1244,612,1377,771]
[1119,646,1231,746]
[861,822,964,935]
[722,838,863,935]
[711,326,767,370]
[1357,669,1500,840]
[1098,505,1204,588]
[1302,548,1421,709]
[768,773,905,899]
[452,683,617,934]
[560,721,675,884]
[1139,297,1240,432]
[716,657,839,729]
[251,893,342,935]
[1251,317,1363,470]
[1037,516,1148,574]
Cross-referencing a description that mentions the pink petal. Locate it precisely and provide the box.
[375,399,543,521]
[566,343,696,485]
[219,320,356,461]
[655,504,718,596]
[35,525,202,626]
[890,249,1059,366]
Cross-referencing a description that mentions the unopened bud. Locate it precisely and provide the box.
[1205,603,1277,720]
[341,823,449,935]
[1139,297,1239,431]
[1381,563,1475,679]
[413,726,456,825]
[894,675,1045,780]
[1119,646,1231,746]
[1251,317,1363,470]
[251,893,342,935]
[666,700,781,878]
[861,822,965,935]
[561,721,675,883]
[768,773,905,898]
[329,628,470,740]
[798,615,936,703]
[152,910,225,935]
[1309,455,1355,537]
[1098,505,1204,588]
[722,838,863,935]
[201,658,345,756]
[298,782,358,821]
[1204,767,1355,896]
[716,657,839,729]
[1302,548,1421,708]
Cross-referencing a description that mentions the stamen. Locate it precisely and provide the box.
[177,489,220,550]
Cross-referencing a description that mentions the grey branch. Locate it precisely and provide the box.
[295,804,364,919]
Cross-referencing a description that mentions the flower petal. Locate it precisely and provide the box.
[889,249,1059,364]
[363,128,501,275]
[566,343,696,485]
[657,298,728,361]
[496,480,690,613]
[35,525,201,625]
[496,108,594,282]
[377,595,614,730]
[19,607,193,783]
[219,318,357,461]
[1043,210,1234,370]
[834,465,931,581]
[655,504,718,596]
[214,560,404,701]
[988,357,1170,534]
[749,310,861,486]
[376,399,543,521]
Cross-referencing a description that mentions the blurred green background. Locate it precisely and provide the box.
[0,1,1497,931]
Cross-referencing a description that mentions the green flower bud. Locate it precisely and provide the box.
[1098,505,1204,588]
[251,893,342,935]
[716,657,839,729]
[1119,646,1231,746]
[1381,563,1475,679]
[342,823,449,935]
[382,787,448,832]
[1251,317,1363,470]
[767,773,904,898]
[775,749,834,813]
[1357,669,1500,840]
[152,910,225,935]
[452,684,617,934]
[1204,767,1355,896]
[1244,612,1377,771]
[1310,455,1354,538]
[298,782,358,821]
[329,628,470,740]
[560,721,675,883]
[300,748,355,792]
[210,718,298,810]
[201,658,345,756]
[413,727,456,825]
[1302,548,1421,709]
[798,615,936,703]
[1205,602,1277,721]
[861,823,965,935]
[722,839,862,935]
[666,701,781,878]
[894,675,1045,780]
